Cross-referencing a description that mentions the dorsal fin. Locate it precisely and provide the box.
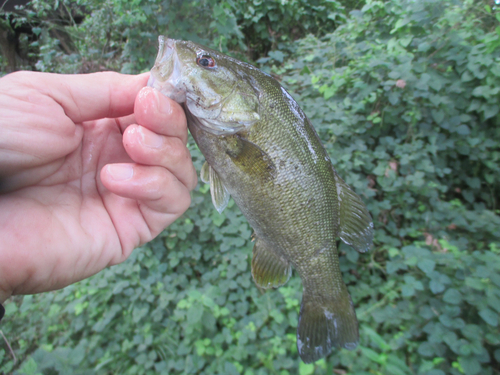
[334,171,374,253]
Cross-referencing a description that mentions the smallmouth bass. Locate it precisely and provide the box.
[148,36,374,363]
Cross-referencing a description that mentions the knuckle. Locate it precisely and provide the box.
[163,176,191,215]
[166,138,190,166]
[5,70,31,83]
[176,191,192,214]
[189,171,198,191]
[170,101,187,127]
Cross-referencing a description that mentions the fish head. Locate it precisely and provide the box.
[148,36,261,135]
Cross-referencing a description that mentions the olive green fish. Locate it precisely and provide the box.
[148,36,374,363]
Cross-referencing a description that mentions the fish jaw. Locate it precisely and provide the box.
[148,36,186,103]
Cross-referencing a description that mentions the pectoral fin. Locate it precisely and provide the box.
[200,161,210,184]
[334,172,374,253]
[202,162,230,214]
[225,135,276,181]
[251,238,291,289]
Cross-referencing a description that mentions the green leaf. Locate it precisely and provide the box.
[459,357,481,375]
[224,362,240,375]
[487,295,500,313]
[18,357,39,375]
[483,104,499,119]
[363,326,391,351]
[428,76,445,91]
[391,18,411,33]
[268,50,285,63]
[187,304,204,325]
[418,42,430,52]
[479,308,498,327]
[427,371,446,375]
[455,125,470,135]
[4,302,18,315]
[431,109,445,124]
[388,92,400,105]
[459,69,475,82]
[361,347,386,365]
[211,211,226,227]
[430,280,445,294]
[443,289,462,304]
[399,36,412,47]
[465,277,484,290]
[299,362,315,375]
[472,86,488,98]
[418,259,436,274]
[402,285,415,297]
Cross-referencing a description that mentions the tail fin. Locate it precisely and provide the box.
[297,290,359,363]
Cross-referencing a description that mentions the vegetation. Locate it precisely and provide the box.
[1,0,499,374]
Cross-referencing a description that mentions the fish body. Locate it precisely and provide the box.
[148,36,374,363]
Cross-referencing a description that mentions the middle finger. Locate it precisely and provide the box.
[122,124,197,190]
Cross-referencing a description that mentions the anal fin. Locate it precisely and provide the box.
[251,238,291,289]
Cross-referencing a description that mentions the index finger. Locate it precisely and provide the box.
[133,87,188,144]
[10,71,149,123]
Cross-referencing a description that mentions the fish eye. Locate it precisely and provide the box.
[197,54,216,69]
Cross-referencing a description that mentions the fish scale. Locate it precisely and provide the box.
[148,36,374,363]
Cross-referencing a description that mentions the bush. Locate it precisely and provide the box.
[272,0,500,373]
[0,0,352,74]
[1,0,499,374]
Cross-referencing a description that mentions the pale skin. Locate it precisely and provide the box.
[0,71,197,304]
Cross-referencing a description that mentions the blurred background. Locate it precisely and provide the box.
[0,0,499,374]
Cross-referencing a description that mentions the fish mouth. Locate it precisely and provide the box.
[148,36,186,103]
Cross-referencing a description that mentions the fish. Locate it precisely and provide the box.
[148,36,374,363]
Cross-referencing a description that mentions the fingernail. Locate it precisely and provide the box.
[140,127,163,148]
[108,164,134,181]
[153,89,172,115]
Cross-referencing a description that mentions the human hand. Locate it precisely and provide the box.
[0,71,197,303]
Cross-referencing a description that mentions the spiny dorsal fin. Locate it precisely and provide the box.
[203,162,230,214]
[334,171,374,253]
[297,287,358,363]
[251,238,291,289]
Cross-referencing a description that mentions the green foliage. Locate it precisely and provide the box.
[1,0,350,74]
[1,0,500,374]
[269,0,500,372]
[227,0,348,60]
